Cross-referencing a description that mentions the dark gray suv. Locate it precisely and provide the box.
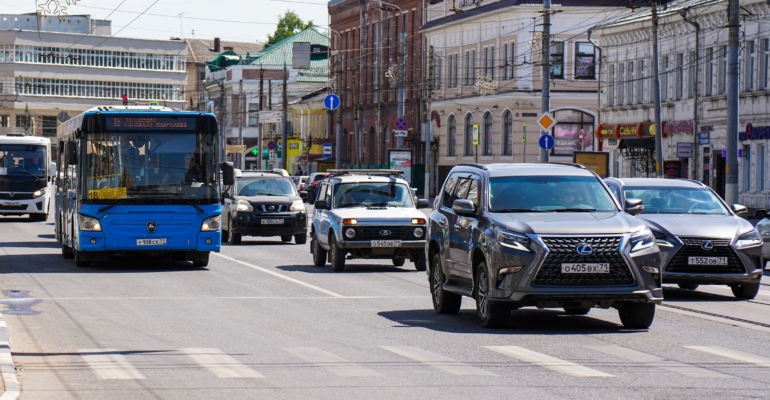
[426,163,663,329]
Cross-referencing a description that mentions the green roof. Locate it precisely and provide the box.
[206,50,241,72]
[249,27,330,83]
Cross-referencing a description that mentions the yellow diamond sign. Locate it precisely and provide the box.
[536,113,556,131]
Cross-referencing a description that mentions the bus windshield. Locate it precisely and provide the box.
[83,131,219,203]
[0,144,47,179]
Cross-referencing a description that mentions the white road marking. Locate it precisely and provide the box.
[705,285,770,298]
[79,349,146,380]
[658,306,770,334]
[484,346,613,378]
[380,346,495,376]
[686,346,770,368]
[587,345,731,378]
[181,348,264,378]
[284,347,382,377]
[213,253,344,298]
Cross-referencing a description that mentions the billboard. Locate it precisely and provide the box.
[388,149,412,182]
[573,151,610,178]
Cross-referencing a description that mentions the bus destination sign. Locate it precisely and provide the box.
[106,117,197,130]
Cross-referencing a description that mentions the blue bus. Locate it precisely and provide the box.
[54,106,234,268]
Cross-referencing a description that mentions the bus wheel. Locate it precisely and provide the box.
[61,244,74,259]
[193,253,209,268]
[74,250,90,268]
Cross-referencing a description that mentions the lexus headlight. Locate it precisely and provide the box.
[290,199,306,212]
[33,187,47,197]
[236,200,253,212]
[756,219,770,238]
[79,214,102,232]
[201,215,221,231]
[736,229,762,248]
[496,228,531,252]
[630,229,655,253]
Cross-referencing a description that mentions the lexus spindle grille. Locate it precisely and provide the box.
[666,237,744,274]
[534,236,635,286]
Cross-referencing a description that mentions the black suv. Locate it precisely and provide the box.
[222,170,308,245]
[426,163,663,329]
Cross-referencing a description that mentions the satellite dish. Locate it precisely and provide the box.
[57,111,69,122]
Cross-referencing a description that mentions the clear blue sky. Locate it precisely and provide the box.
[1,0,328,43]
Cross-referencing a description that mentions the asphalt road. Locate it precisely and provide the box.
[1,212,770,399]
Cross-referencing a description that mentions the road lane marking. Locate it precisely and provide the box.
[79,349,146,380]
[181,348,264,378]
[686,346,770,368]
[484,346,613,378]
[213,253,344,298]
[659,305,770,334]
[283,347,382,377]
[380,346,495,376]
[587,345,731,378]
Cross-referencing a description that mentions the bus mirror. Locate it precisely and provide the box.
[66,143,78,165]
[221,162,235,186]
[49,163,57,176]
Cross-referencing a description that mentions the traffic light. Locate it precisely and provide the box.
[122,94,128,105]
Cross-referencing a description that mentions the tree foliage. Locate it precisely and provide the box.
[267,11,314,45]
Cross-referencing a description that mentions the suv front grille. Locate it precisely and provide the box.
[252,203,289,213]
[358,226,409,240]
[666,237,744,274]
[534,236,635,286]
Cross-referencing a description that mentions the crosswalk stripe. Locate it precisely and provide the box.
[484,346,613,377]
[181,348,264,378]
[587,345,731,378]
[685,346,770,368]
[283,347,382,377]
[379,346,495,376]
[79,349,146,380]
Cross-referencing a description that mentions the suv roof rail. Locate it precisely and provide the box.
[457,163,488,170]
[326,169,404,176]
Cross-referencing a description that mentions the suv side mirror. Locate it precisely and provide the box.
[221,162,235,186]
[624,198,644,216]
[299,190,308,200]
[452,199,476,216]
[314,200,328,210]
[731,204,748,216]
[416,199,430,209]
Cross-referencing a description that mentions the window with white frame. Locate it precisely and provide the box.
[608,64,615,106]
[761,39,769,90]
[676,53,684,100]
[471,50,476,85]
[483,46,495,80]
[746,40,756,91]
[502,111,513,156]
[688,51,696,98]
[248,103,259,127]
[636,60,644,104]
[447,115,457,156]
[706,47,714,96]
[483,112,493,156]
[718,45,727,94]
[574,42,595,79]
[0,45,186,72]
[464,51,471,86]
[503,42,514,80]
[464,114,474,156]
[550,41,564,79]
[13,77,183,101]
[618,63,625,105]
[434,56,442,90]
[661,56,669,101]
[758,144,766,191]
[743,144,751,191]
[627,61,634,105]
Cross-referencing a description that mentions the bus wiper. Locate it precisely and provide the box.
[552,207,597,212]
[144,192,205,213]
[98,198,138,213]
[491,208,546,213]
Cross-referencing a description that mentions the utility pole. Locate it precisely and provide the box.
[237,78,244,169]
[539,0,551,163]
[397,32,406,149]
[219,80,227,165]
[352,64,360,166]
[335,57,343,169]
[259,68,264,169]
[680,9,700,182]
[269,81,273,168]
[725,0,739,203]
[281,62,288,170]
[424,45,434,199]
[651,2,663,178]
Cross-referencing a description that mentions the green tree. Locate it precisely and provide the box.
[267,11,314,45]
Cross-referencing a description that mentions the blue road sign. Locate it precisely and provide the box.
[395,117,408,130]
[324,94,340,110]
[268,141,276,150]
[539,134,554,150]
[323,143,333,158]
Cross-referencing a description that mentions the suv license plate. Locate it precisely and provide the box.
[688,257,728,265]
[561,263,610,273]
[137,238,167,246]
[372,240,402,247]
[1,202,20,207]
[261,219,283,225]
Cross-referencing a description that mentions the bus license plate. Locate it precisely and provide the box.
[261,219,283,225]
[1,202,20,207]
[372,240,401,247]
[688,257,727,265]
[561,263,610,273]
[136,238,167,246]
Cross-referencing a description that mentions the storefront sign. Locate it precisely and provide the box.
[698,132,710,145]
[741,123,770,141]
[638,122,656,138]
[594,124,616,140]
[700,125,714,132]
[677,143,693,158]
[664,161,682,179]
[573,151,609,178]
[617,123,639,138]
[663,120,694,136]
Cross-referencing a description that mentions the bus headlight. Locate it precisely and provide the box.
[201,216,221,231]
[290,200,306,212]
[79,215,102,232]
[33,187,47,198]
[236,200,253,212]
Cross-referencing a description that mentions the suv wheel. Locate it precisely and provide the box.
[228,223,242,245]
[294,233,307,245]
[563,307,591,315]
[618,302,655,329]
[311,236,327,267]
[475,262,508,328]
[221,226,229,243]
[678,283,699,290]
[430,254,461,314]
[329,236,346,272]
[392,257,405,267]
[413,252,427,271]
[731,282,760,299]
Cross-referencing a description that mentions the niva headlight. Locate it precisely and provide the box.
[290,200,306,212]
[495,228,530,252]
[79,214,102,231]
[630,229,655,253]
[236,200,253,212]
[33,187,47,197]
[736,229,762,248]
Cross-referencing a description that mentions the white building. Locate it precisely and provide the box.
[594,0,770,211]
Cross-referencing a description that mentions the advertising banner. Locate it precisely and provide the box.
[388,149,412,182]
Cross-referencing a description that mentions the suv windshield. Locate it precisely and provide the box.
[333,182,414,208]
[624,187,729,215]
[237,177,296,196]
[489,175,617,212]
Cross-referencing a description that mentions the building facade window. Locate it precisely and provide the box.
[550,41,564,79]
[636,60,644,104]
[743,144,751,191]
[746,40,755,91]
[483,112,493,156]
[626,61,634,105]
[503,42,514,80]
[608,64,615,106]
[483,46,495,80]
[447,115,456,156]
[470,50,476,85]
[761,39,769,90]
[464,51,470,86]
[0,45,186,72]
[676,53,684,100]
[706,47,714,96]
[248,103,259,127]
[502,111,513,156]
[12,76,183,101]
[464,114,474,156]
[618,63,625,105]
[574,42,595,79]
[552,109,594,156]
[688,51,696,98]
[718,45,727,94]
[661,56,669,101]
[758,144,766,191]
[41,116,57,137]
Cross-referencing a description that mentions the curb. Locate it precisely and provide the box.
[0,312,19,400]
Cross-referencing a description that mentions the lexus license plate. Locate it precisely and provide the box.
[688,257,728,265]
[371,240,402,247]
[136,238,167,246]
[2,202,20,207]
[561,263,610,273]
[261,219,283,225]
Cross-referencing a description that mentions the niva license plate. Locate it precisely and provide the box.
[371,240,402,247]
[561,263,610,273]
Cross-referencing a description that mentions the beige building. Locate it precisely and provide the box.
[423,0,626,186]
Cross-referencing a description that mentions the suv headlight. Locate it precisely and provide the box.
[79,214,102,231]
[651,229,674,248]
[33,187,47,197]
[236,200,253,212]
[630,229,655,253]
[756,219,770,238]
[290,199,306,212]
[201,216,221,231]
[736,229,762,248]
[496,228,531,252]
